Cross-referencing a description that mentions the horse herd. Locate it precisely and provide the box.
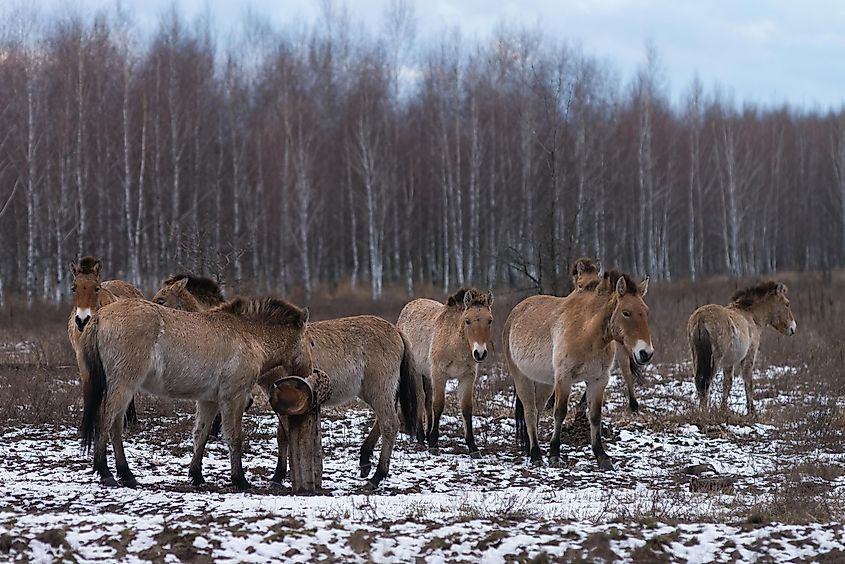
[66,256,796,491]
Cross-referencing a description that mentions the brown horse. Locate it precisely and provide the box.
[570,257,644,412]
[504,270,653,469]
[78,296,312,490]
[68,256,144,423]
[397,288,494,458]
[153,273,226,309]
[152,279,419,489]
[688,281,796,415]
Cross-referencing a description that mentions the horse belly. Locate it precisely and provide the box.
[512,348,554,385]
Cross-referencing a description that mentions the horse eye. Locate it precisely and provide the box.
[95,287,101,293]
[488,319,493,325]
[465,319,471,325]
[71,286,76,293]
[156,298,166,305]
[622,311,631,318]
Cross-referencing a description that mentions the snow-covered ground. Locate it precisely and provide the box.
[2,364,844,562]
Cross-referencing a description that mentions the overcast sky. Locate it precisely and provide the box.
[32,0,845,109]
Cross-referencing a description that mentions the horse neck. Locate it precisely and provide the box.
[731,303,764,328]
[580,293,618,347]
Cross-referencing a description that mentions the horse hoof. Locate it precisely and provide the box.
[232,479,252,491]
[598,459,615,471]
[629,400,640,414]
[469,450,482,460]
[191,477,205,488]
[428,447,440,456]
[359,464,372,479]
[100,476,119,487]
[360,480,379,492]
[121,477,139,488]
[548,455,561,467]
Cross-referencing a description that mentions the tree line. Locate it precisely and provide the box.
[1,4,843,304]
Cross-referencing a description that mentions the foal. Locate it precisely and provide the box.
[398,288,494,457]
[688,281,796,415]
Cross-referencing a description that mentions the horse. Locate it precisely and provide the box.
[68,256,145,424]
[570,257,645,412]
[153,274,248,437]
[397,288,494,458]
[688,281,796,415]
[153,273,226,309]
[78,296,312,490]
[504,270,653,469]
[151,278,419,489]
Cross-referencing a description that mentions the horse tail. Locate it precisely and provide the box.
[514,392,528,453]
[80,316,107,454]
[693,319,713,398]
[398,333,419,436]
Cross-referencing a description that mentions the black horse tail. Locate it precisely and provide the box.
[515,391,528,453]
[80,316,107,454]
[693,320,714,399]
[397,334,419,436]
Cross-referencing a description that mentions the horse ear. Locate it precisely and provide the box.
[92,260,102,277]
[776,282,787,295]
[175,277,189,289]
[463,291,472,308]
[70,261,78,276]
[486,290,494,306]
[638,277,649,297]
[576,261,586,275]
[615,276,627,296]
[303,307,310,324]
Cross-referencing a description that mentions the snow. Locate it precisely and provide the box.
[1,363,844,561]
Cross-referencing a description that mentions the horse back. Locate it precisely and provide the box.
[309,315,404,406]
[688,304,754,363]
[102,280,145,300]
[397,298,442,371]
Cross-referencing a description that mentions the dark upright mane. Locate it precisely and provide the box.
[446,287,490,309]
[730,281,783,310]
[76,256,101,274]
[164,273,225,305]
[570,257,599,278]
[215,297,307,328]
[597,269,639,295]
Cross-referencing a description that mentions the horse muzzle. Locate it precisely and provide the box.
[472,344,488,363]
[75,315,90,331]
[632,340,654,366]
[785,320,797,336]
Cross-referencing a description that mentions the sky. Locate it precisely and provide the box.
[30,0,845,109]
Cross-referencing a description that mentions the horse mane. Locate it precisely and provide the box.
[597,269,640,296]
[76,256,101,275]
[730,281,783,310]
[164,273,225,305]
[570,257,599,278]
[215,297,307,328]
[446,287,490,309]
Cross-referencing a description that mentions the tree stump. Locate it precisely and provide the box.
[268,367,332,494]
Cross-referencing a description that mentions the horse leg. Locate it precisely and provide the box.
[366,405,399,490]
[270,416,289,487]
[123,397,139,427]
[721,365,735,412]
[586,377,613,471]
[618,351,639,413]
[548,373,573,467]
[741,348,759,417]
[109,388,139,487]
[457,370,480,458]
[188,400,218,487]
[359,420,380,478]
[513,370,542,464]
[417,373,433,446]
[427,370,447,454]
[220,396,250,491]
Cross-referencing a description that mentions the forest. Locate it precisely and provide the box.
[1,3,844,303]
